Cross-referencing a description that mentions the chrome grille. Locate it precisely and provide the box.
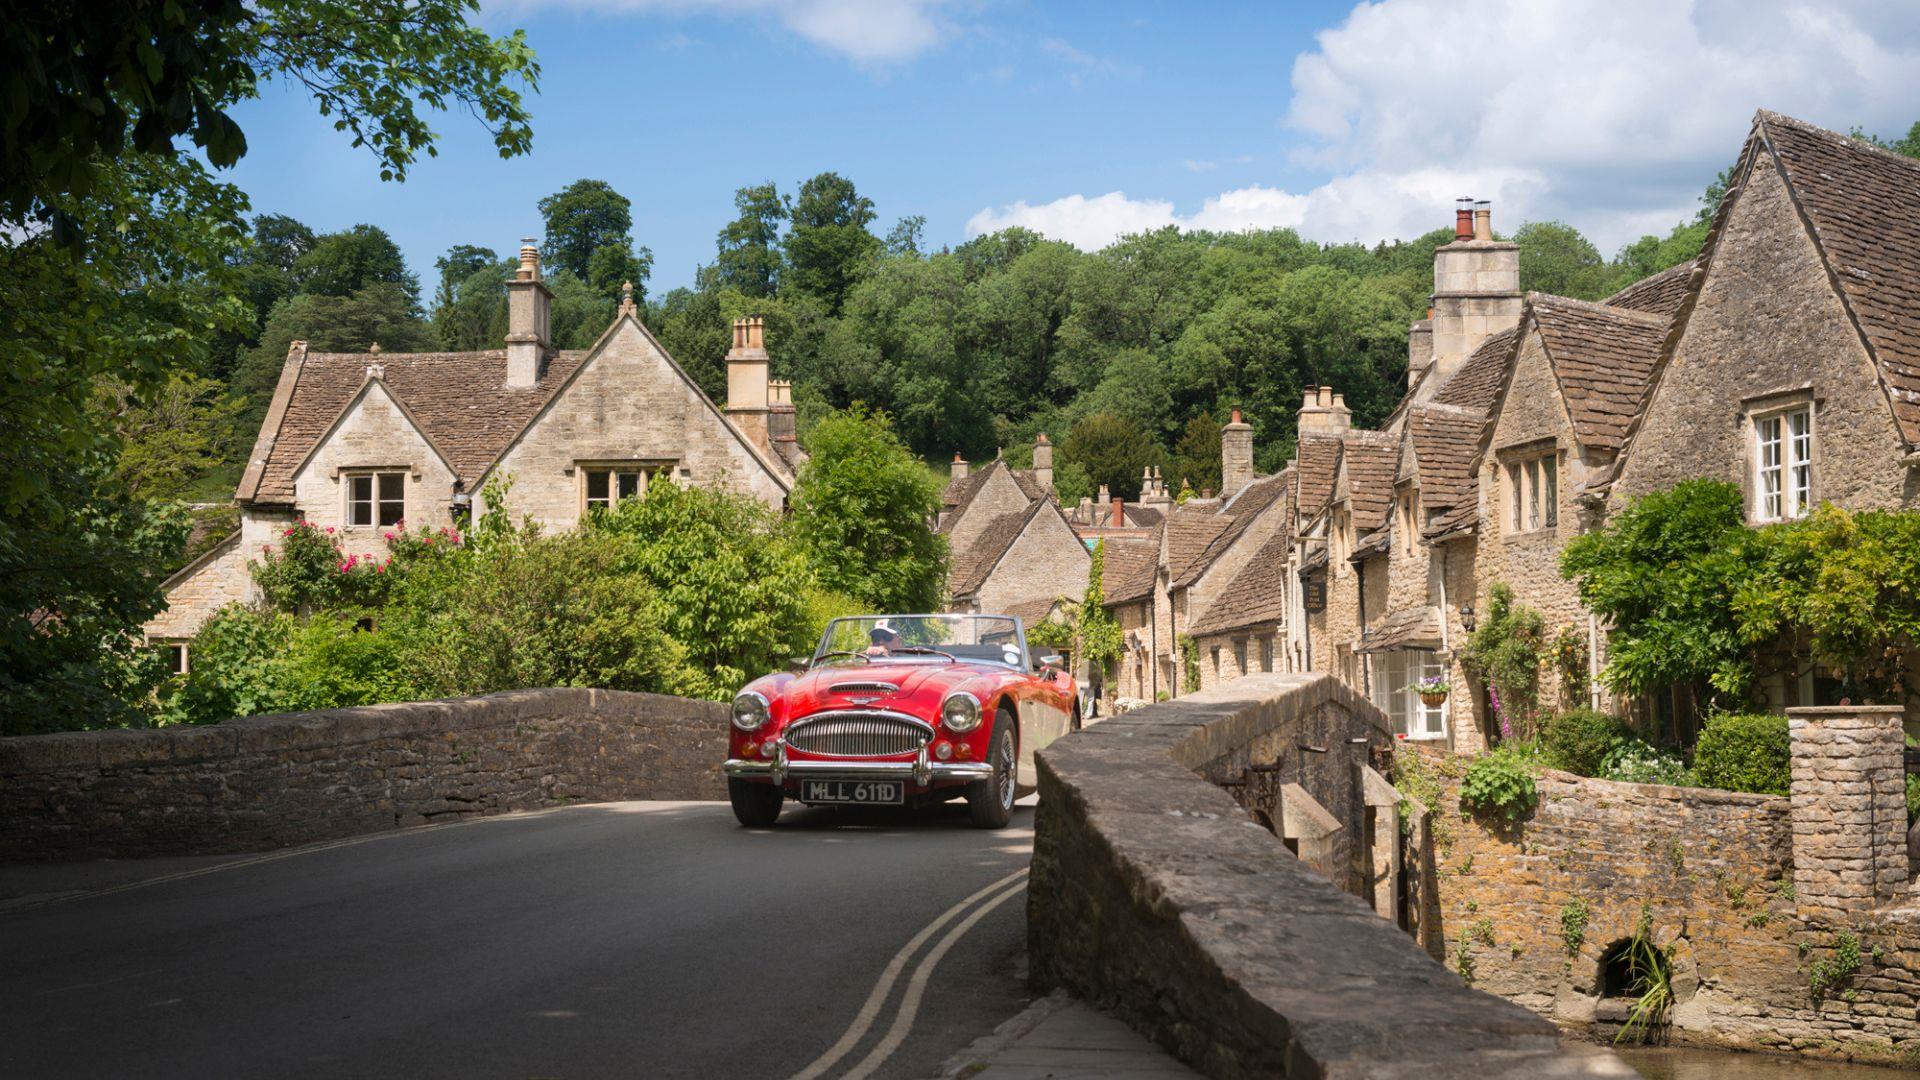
[830,681,901,695]
[785,712,931,757]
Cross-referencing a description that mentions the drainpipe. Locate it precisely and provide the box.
[1356,560,1370,698]
[1587,612,1602,711]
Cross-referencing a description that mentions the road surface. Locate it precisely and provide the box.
[1,800,1038,1079]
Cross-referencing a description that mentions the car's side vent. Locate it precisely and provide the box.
[829,681,901,695]
[785,712,931,757]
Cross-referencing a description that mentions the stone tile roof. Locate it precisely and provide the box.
[1186,529,1291,637]
[1359,606,1442,652]
[1004,595,1068,629]
[1300,544,1328,573]
[1173,472,1288,588]
[1164,505,1234,584]
[1432,327,1518,410]
[1352,524,1392,560]
[1527,293,1670,453]
[1407,404,1485,538]
[1340,432,1398,533]
[950,501,1044,599]
[241,347,591,505]
[1759,110,1920,445]
[1121,503,1164,528]
[1604,260,1697,317]
[1293,434,1344,519]
[1100,536,1161,605]
[940,465,996,516]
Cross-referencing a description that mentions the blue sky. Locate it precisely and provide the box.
[223,1,1920,296]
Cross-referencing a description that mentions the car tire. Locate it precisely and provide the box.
[1070,699,1083,732]
[729,778,783,827]
[967,711,1017,829]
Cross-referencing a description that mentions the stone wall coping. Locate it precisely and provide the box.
[1032,672,1610,1077]
[1535,767,1791,810]
[1786,705,1907,715]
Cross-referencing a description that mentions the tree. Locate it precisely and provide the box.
[539,179,635,280]
[885,215,926,257]
[1513,221,1612,300]
[784,171,880,313]
[295,224,420,305]
[586,243,652,304]
[713,182,786,297]
[1062,413,1164,501]
[235,283,435,428]
[433,243,497,315]
[98,374,245,502]
[788,407,949,613]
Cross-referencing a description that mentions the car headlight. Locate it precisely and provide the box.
[732,691,770,731]
[942,691,982,733]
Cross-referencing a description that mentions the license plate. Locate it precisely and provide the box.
[801,780,904,805]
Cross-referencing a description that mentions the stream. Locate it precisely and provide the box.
[1617,1046,1913,1077]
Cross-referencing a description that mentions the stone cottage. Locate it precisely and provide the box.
[147,244,800,663]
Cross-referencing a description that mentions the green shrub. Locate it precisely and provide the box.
[1540,708,1630,776]
[1693,711,1791,795]
[1602,739,1693,787]
[1460,747,1538,823]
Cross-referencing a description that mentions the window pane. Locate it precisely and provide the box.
[617,471,641,500]
[1788,410,1812,517]
[1261,638,1273,673]
[377,473,405,526]
[1757,416,1782,519]
[1526,460,1541,529]
[1543,457,1558,528]
[585,469,610,508]
[1509,464,1522,531]
[349,475,373,525]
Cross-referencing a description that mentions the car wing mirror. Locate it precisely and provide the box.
[1038,654,1064,671]
[788,656,810,674]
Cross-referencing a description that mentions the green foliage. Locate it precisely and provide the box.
[1602,740,1693,787]
[538,179,652,301]
[1562,479,1757,703]
[788,407,948,614]
[1064,413,1165,502]
[1514,221,1613,300]
[1551,625,1589,709]
[784,172,880,314]
[1462,583,1547,738]
[1177,634,1201,694]
[713,182,786,298]
[97,374,245,503]
[1168,410,1223,495]
[1460,746,1539,823]
[1078,542,1125,679]
[1615,905,1674,1044]
[294,224,419,305]
[1692,712,1791,796]
[1027,618,1075,651]
[1809,931,1863,1004]
[1540,708,1631,777]
[1733,504,1920,703]
[1561,898,1589,956]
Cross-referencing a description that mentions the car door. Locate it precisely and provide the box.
[1014,666,1073,788]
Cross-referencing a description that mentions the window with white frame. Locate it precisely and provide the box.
[346,472,405,526]
[1369,649,1447,739]
[1753,406,1813,521]
[1505,451,1558,533]
[581,464,659,513]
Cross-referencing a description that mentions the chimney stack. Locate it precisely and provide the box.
[1298,386,1353,435]
[1077,494,1094,524]
[1221,407,1254,497]
[505,238,552,388]
[951,453,970,482]
[768,378,796,449]
[1110,496,1126,527]
[1425,199,1521,394]
[1407,311,1435,390]
[724,316,773,454]
[1140,466,1173,510]
[1033,433,1054,492]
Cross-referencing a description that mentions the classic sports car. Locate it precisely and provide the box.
[723,614,1080,829]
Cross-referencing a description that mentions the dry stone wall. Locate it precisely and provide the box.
[0,688,728,860]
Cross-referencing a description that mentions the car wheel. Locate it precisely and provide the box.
[729,778,783,827]
[1070,699,1083,732]
[967,711,1017,829]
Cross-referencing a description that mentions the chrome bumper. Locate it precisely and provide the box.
[724,740,991,787]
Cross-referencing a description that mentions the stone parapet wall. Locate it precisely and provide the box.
[1790,705,1910,917]
[1030,672,1613,1077]
[0,688,728,861]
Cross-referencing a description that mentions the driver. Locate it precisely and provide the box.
[865,621,901,658]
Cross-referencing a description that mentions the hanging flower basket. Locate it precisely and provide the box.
[1414,675,1450,708]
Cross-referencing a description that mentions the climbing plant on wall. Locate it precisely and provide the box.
[1462,582,1546,740]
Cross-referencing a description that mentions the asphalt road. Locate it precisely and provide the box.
[1,800,1039,1080]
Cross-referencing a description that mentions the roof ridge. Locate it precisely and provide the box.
[1757,109,1920,176]
[1526,291,1668,324]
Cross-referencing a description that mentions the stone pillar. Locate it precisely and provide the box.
[724,317,771,455]
[1032,433,1053,493]
[1789,705,1909,918]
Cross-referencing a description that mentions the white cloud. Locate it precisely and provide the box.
[972,0,1920,254]
[504,0,952,64]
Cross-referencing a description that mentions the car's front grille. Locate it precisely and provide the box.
[785,712,932,757]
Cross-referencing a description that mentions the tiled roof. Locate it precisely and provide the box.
[950,501,1044,598]
[1604,260,1697,317]
[1432,326,1518,410]
[1301,544,1328,573]
[1759,110,1920,445]
[243,347,591,504]
[1004,595,1068,629]
[1009,469,1049,501]
[1359,606,1442,653]
[1340,432,1398,533]
[1293,434,1344,519]
[940,464,996,514]
[1352,525,1391,560]
[1186,529,1291,637]
[1528,293,1670,453]
[1164,504,1235,583]
[1425,501,1477,540]
[1100,536,1160,605]
[1407,404,1485,537]
[1173,472,1288,588]
[1121,503,1164,528]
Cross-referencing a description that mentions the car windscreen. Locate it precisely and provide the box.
[816,615,1025,668]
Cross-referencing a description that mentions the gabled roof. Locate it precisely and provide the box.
[239,346,590,504]
[1172,472,1288,588]
[1339,432,1398,533]
[1100,536,1161,605]
[1407,404,1485,537]
[940,466,995,519]
[1526,293,1670,453]
[1757,110,1920,445]
[950,500,1046,599]
[1432,326,1518,411]
[1604,260,1697,317]
[1164,504,1234,583]
[1292,434,1345,520]
[1185,528,1291,637]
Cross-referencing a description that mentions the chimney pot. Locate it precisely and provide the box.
[1230,407,1243,425]
[1454,198,1475,241]
[1110,497,1125,527]
[1472,201,1492,242]
[1318,387,1333,407]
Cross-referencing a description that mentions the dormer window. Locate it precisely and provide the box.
[347,472,405,526]
[1504,451,1557,533]
[1397,488,1418,555]
[1753,406,1813,521]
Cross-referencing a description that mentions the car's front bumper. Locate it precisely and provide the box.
[724,741,991,787]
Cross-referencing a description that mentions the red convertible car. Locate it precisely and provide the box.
[723,614,1080,829]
